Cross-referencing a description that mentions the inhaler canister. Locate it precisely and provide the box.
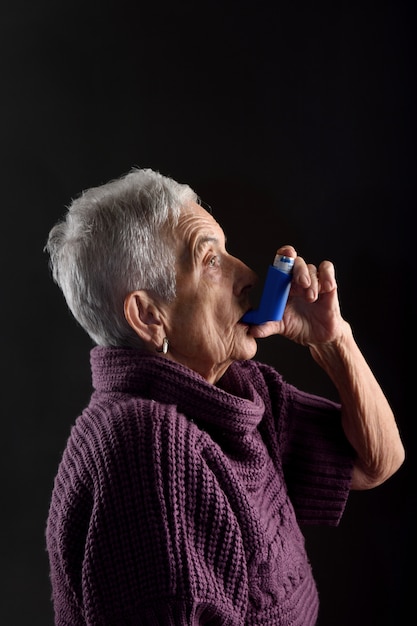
[241,254,294,324]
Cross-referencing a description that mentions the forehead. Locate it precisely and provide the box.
[177,201,225,247]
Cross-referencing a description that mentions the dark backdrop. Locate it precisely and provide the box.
[1,1,415,625]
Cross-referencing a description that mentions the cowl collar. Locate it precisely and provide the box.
[90,346,266,437]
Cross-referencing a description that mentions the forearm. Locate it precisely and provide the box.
[309,321,405,490]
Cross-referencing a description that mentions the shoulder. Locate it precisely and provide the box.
[70,392,199,465]
[62,391,218,501]
[59,390,234,537]
[52,392,207,543]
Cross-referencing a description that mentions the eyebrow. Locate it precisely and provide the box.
[195,235,220,255]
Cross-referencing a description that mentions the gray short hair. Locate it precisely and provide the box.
[45,167,198,347]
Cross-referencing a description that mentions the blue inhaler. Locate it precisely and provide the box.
[242,254,294,324]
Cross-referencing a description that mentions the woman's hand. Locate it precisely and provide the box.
[248,245,346,346]
[249,245,405,489]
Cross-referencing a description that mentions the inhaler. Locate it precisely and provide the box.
[241,254,294,325]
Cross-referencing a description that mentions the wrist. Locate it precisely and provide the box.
[308,321,355,373]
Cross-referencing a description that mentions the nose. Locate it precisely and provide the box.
[232,256,258,297]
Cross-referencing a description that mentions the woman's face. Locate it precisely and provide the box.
[162,201,258,383]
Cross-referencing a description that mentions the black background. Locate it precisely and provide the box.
[1,1,415,624]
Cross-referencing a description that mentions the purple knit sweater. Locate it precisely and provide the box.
[46,348,353,625]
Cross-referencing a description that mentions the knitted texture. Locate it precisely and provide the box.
[46,348,353,625]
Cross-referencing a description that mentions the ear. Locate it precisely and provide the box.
[124,290,166,349]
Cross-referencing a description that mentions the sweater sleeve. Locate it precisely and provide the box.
[280,385,354,525]
[46,396,249,625]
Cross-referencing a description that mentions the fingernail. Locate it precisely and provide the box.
[307,287,317,301]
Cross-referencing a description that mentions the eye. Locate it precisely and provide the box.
[208,255,219,267]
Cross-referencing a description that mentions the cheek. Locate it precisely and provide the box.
[169,284,236,350]
[184,311,230,352]
[169,301,208,344]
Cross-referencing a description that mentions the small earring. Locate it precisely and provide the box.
[156,337,169,354]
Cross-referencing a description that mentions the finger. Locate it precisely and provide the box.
[248,320,283,339]
[317,260,336,292]
[292,255,311,288]
[276,244,297,258]
[306,263,319,302]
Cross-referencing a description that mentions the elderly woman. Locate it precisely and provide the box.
[45,168,404,626]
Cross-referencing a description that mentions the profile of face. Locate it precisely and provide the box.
[162,201,258,382]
